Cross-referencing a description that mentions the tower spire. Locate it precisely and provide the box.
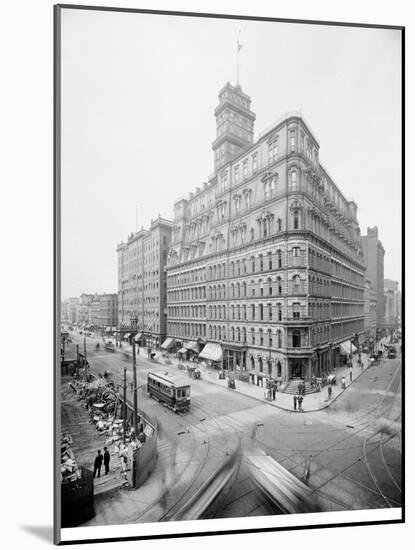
[236,29,242,86]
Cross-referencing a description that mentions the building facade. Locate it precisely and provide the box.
[117,216,173,347]
[361,226,385,330]
[87,293,118,328]
[364,277,377,341]
[77,293,94,326]
[384,279,400,328]
[166,82,365,384]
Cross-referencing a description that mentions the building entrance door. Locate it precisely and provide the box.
[291,359,303,379]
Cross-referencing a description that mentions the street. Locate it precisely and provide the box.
[63,332,402,523]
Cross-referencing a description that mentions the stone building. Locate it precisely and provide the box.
[384,279,400,328]
[77,293,94,326]
[87,293,118,329]
[361,226,385,331]
[166,81,366,385]
[117,216,172,348]
[364,277,377,342]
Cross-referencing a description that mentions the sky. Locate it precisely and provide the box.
[60,8,402,299]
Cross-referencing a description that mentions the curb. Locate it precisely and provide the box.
[95,342,373,414]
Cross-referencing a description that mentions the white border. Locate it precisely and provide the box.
[61,508,402,542]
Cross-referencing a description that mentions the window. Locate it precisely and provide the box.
[264,182,270,200]
[243,159,248,179]
[292,330,301,347]
[293,302,301,319]
[277,303,282,321]
[259,329,264,346]
[268,329,273,347]
[251,328,255,345]
[252,153,258,173]
[277,249,282,268]
[251,257,256,272]
[270,175,276,196]
[290,130,295,152]
[277,330,282,348]
[221,171,228,192]
[234,166,239,183]
[259,304,264,320]
[268,303,272,320]
[251,304,255,320]
[277,276,282,295]
[268,277,273,296]
[268,137,279,163]
[245,191,251,209]
[291,170,297,189]
[293,210,299,229]
[277,218,282,232]
[259,254,263,271]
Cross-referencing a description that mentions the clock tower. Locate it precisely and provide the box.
[212,82,256,171]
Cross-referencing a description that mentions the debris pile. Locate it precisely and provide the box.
[61,433,81,483]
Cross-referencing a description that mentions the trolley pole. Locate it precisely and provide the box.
[132,339,138,439]
[123,367,127,444]
[84,336,87,382]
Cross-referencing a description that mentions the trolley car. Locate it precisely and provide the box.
[147,371,190,412]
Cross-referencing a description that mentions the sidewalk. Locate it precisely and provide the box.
[114,342,372,413]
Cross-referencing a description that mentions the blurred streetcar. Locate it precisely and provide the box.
[245,451,320,514]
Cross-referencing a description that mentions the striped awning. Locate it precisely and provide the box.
[199,343,223,362]
[161,337,175,350]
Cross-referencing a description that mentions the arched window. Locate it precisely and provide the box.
[243,282,247,296]
[251,328,255,345]
[259,303,264,320]
[293,210,299,230]
[213,326,217,339]
[268,277,273,295]
[268,329,272,347]
[277,276,282,295]
[277,360,282,377]
[267,358,272,375]
[292,275,301,294]
[259,329,264,345]
[277,249,282,268]
[231,326,235,341]
[237,282,241,298]
[277,330,282,348]
[292,330,301,347]
[258,357,263,372]
[208,326,212,339]
[251,355,255,370]
[268,302,272,320]
[277,303,282,321]
[250,228,255,241]
[242,327,246,343]
[251,304,255,320]
[218,326,221,340]
[291,170,297,189]
[237,327,241,342]
[259,279,263,297]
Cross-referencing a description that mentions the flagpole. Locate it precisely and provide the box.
[236,30,242,86]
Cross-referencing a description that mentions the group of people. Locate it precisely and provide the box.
[93,446,111,478]
[293,394,304,412]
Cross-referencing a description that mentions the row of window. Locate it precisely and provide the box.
[167,286,206,302]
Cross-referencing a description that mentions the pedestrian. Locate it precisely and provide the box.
[328,384,332,400]
[103,446,110,475]
[341,376,346,390]
[349,365,353,382]
[93,450,103,478]
[293,394,297,411]
[272,383,276,401]
[298,394,304,412]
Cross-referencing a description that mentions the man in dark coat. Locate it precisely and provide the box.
[93,450,103,478]
[103,446,110,475]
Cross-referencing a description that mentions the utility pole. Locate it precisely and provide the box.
[132,339,138,439]
[84,336,87,382]
[123,367,127,444]
[76,344,80,378]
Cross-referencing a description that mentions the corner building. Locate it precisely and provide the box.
[166,82,365,384]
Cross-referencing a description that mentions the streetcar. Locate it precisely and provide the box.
[147,371,191,412]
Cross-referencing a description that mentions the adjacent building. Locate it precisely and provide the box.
[117,216,173,348]
[77,293,94,326]
[384,279,400,328]
[87,293,118,329]
[361,226,385,331]
[166,81,366,385]
[363,277,377,342]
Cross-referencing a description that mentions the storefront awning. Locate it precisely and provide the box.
[106,327,111,332]
[134,333,143,342]
[339,341,357,355]
[184,341,198,352]
[123,333,130,339]
[199,343,223,362]
[161,337,175,350]
[178,348,187,354]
